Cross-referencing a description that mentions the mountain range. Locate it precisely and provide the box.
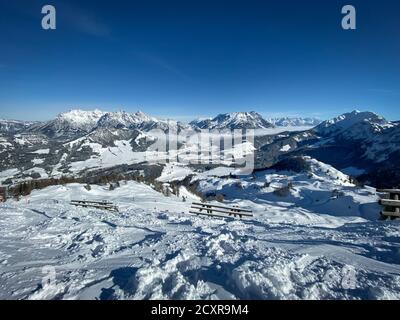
[254,110,400,187]
[1,110,321,138]
[19,110,189,141]
[0,109,399,188]
[190,112,276,130]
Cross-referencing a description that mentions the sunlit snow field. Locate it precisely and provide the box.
[1,159,400,300]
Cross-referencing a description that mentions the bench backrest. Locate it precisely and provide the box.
[379,190,400,219]
[190,202,253,218]
[191,202,252,213]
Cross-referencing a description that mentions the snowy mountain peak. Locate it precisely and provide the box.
[96,111,140,129]
[315,110,388,136]
[23,109,107,140]
[190,113,322,129]
[56,109,106,128]
[94,110,186,133]
[191,111,274,130]
[133,110,156,122]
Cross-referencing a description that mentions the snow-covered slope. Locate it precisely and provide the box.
[24,109,188,142]
[0,175,399,300]
[27,109,106,140]
[310,111,400,169]
[95,111,172,130]
[195,156,378,219]
[314,110,390,137]
[96,111,143,129]
[96,110,189,133]
[254,110,400,187]
[191,114,320,130]
[189,117,212,129]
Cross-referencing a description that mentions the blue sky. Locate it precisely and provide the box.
[0,0,399,121]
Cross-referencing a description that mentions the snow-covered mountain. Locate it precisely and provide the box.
[191,113,321,129]
[0,119,35,133]
[190,112,274,130]
[57,109,106,130]
[189,117,213,129]
[26,109,106,140]
[267,117,321,127]
[96,110,188,133]
[255,110,400,187]
[96,111,153,129]
[1,108,399,188]
[314,110,391,137]
[24,109,188,141]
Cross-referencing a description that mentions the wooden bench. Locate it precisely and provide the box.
[70,200,119,212]
[190,202,253,219]
[377,189,400,220]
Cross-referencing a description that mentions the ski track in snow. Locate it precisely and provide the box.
[0,179,400,300]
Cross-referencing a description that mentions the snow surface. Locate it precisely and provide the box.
[0,168,20,180]
[32,149,50,155]
[32,159,45,165]
[24,167,49,179]
[68,140,146,173]
[1,166,400,300]
[280,144,291,152]
[158,163,194,182]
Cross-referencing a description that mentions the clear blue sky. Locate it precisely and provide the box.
[0,0,399,121]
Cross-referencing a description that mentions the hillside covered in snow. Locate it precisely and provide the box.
[1,108,400,300]
[1,157,399,300]
[0,109,399,190]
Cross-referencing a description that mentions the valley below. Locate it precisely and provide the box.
[0,109,400,300]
